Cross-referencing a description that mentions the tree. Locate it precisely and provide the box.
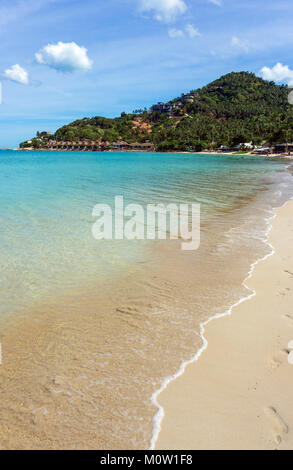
[20,72,293,152]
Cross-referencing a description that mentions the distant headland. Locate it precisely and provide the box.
[19,72,293,155]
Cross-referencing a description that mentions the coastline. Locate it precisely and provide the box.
[154,199,293,450]
[5,148,291,158]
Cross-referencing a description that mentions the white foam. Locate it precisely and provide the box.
[149,195,293,450]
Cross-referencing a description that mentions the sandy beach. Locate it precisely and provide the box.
[156,200,293,450]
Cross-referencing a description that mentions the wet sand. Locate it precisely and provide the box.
[156,200,293,450]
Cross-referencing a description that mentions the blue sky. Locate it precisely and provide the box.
[1,0,293,147]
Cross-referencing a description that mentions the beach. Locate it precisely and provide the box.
[0,150,292,449]
[156,200,293,450]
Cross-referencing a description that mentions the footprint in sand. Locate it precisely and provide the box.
[278,288,291,296]
[271,349,290,369]
[287,340,293,365]
[264,406,289,445]
[284,270,293,277]
[283,313,293,324]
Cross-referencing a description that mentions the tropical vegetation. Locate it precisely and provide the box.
[20,72,293,151]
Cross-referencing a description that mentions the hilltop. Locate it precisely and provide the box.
[20,72,293,152]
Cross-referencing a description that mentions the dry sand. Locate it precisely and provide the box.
[156,200,293,450]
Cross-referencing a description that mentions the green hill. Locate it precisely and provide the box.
[20,72,293,151]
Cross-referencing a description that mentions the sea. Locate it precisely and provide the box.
[0,150,292,449]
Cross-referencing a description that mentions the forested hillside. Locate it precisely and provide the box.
[20,72,293,151]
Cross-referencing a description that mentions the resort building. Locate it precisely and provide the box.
[253,146,271,154]
[129,142,153,151]
[45,140,154,152]
[112,141,130,150]
[235,142,254,150]
[273,143,293,154]
[149,102,175,114]
[181,94,194,103]
[217,145,232,152]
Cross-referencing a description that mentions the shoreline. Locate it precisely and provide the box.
[3,148,292,158]
[154,198,293,450]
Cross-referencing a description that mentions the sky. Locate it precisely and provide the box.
[0,0,293,147]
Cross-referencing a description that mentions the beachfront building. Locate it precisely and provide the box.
[274,143,293,154]
[217,145,232,152]
[129,142,153,151]
[45,140,154,152]
[235,142,254,150]
[139,142,154,151]
[112,141,130,151]
[253,146,271,155]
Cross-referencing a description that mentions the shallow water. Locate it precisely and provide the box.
[0,151,292,449]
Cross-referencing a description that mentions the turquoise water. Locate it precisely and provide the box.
[1,150,292,317]
[1,150,293,449]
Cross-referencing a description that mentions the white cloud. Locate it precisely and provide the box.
[35,41,93,72]
[138,0,187,22]
[208,0,222,5]
[168,28,184,38]
[185,24,201,38]
[3,64,29,85]
[260,63,293,86]
[231,36,249,53]
[169,24,201,39]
